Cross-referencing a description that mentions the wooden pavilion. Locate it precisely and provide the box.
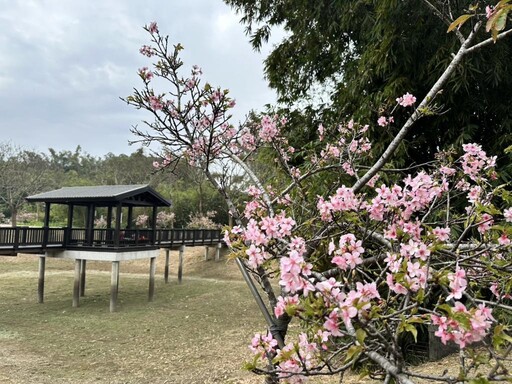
[0,185,223,312]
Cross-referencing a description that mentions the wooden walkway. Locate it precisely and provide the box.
[0,227,223,256]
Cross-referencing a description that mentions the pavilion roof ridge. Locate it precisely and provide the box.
[26,184,171,207]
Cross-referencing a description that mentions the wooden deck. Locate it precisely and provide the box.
[0,227,223,256]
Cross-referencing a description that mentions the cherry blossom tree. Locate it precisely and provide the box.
[124,7,512,384]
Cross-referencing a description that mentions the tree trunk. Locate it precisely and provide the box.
[11,207,17,227]
[198,182,203,215]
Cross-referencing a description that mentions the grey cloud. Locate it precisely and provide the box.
[0,0,278,156]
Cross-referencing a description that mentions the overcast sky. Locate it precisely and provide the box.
[0,0,281,157]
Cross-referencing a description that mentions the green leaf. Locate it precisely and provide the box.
[486,8,509,39]
[494,325,512,344]
[495,9,509,31]
[356,328,367,345]
[448,14,474,32]
[438,303,453,314]
[405,323,418,342]
[345,345,362,363]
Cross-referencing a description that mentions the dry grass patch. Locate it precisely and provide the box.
[0,250,267,383]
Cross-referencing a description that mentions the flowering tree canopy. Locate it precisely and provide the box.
[125,7,512,384]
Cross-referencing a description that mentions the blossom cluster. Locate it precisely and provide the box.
[431,302,494,348]
[131,27,511,379]
[239,128,510,377]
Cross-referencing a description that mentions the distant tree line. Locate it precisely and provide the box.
[0,142,236,228]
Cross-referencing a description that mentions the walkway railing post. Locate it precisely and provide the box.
[21,227,28,245]
[63,227,69,247]
[13,227,20,253]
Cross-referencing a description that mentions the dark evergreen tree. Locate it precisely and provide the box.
[225,0,512,174]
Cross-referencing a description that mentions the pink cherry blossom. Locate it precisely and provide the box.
[384,252,402,273]
[148,95,163,110]
[486,5,495,19]
[439,166,456,176]
[245,244,267,269]
[431,302,493,349]
[356,281,380,300]
[331,234,364,270]
[259,115,280,142]
[250,332,278,358]
[396,92,416,107]
[139,45,154,57]
[323,309,343,337]
[504,208,512,222]
[318,124,325,141]
[274,295,299,318]
[498,233,511,246]
[377,116,388,127]
[432,227,450,242]
[446,266,467,301]
[386,273,408,295]
[148,22,159,34]
[477,213,494,234]
[138,67,153,82]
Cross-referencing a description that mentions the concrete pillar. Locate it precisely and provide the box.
[204,246,209,261]
[178,245,185,284]
[164,249,170,284]
[110,261,120,312]
[148,257,156,302]
[215,242,222,262]
[38,256,45,303]
[72,259,81,308]
[80,259,86,297]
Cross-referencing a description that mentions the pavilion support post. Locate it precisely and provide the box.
[43,203,51,227]
[43,203,51,248]
[204,246,209,261]
[106,206,113,228]
[38,256,45,304]
[127,206,133,229]
[151,205,157,245]
[73,259,81,308]
[164,249,170,284]
[85,204,96,246]
[110,261,120,312]
[114,204,122,248]
[178,245,184,284]
[215,242,222,262]
[149,257,156,302]
[66,204,74,247]
[80,259,86,297]
[106,206,113,244]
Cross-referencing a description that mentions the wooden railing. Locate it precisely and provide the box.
[0,227,222,253]
[0,227,66,249]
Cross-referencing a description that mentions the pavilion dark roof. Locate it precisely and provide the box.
[26,185,171,207]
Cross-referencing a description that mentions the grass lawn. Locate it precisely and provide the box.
[0,250,467,384]
[0,249,269,384]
